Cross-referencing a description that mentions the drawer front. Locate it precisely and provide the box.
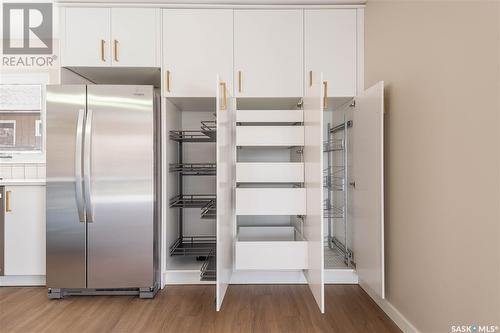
[235,241,308,270]
[236,110,303,123]
[236,126,304,146]
[236,163,304,183]
[235,188,306,215]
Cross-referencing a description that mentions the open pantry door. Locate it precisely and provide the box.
[303,73,325,313]
[215,76,235,311]
[351,81,385,300]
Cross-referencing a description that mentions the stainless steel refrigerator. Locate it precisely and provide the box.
[46,85,160,299]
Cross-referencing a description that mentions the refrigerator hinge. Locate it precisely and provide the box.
[349,100,356,108]
[347,120,353,128]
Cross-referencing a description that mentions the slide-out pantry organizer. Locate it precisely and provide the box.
[169,120,217,281]
[323,118,353,268]
[234,107,308,270]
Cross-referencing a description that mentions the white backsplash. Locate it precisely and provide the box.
[0,163,46,180]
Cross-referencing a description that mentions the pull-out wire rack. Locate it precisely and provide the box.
[169,194,216,208]
[169,236,216,256]
[169,163,216,176]
[201,200,216,219]
[169,130,216,143]
[323,200,345,219]
[200,249,216,281]
[169,118,217,280]
[323,120,352,267]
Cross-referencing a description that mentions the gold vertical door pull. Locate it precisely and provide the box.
[323,81,328,109]
[114,40,119,62]
[6,190,11,212]
[238,71,242,93]
[101,40,106,62]
[220,82,227,111]
[166,71,171,92]
[309,71,313,87]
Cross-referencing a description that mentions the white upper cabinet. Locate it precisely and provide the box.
[62,8,111,67]
[61,8,159,67]
[111,8,160,67]
[163,9,233,97]
[234,10,303,97]
[305,9,357,97]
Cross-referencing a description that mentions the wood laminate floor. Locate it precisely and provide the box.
[0,285,401,333]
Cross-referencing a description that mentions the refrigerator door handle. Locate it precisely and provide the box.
[75,109,86,223]
[83,109,94,223]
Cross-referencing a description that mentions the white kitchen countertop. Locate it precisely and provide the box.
[0,179,46,186]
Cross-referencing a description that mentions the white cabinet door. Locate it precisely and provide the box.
[351,81,385,299]
[4,186,46,276]
[163,9,233,97]
[303,73,325,313]
[215,77,235,311]
[305,9,357,97]
[234,10,303,97]
[62,8,111,67]
[111,8,160,67]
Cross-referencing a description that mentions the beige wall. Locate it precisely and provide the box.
[365,1,500,332]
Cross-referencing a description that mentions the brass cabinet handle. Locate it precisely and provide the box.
[166,70,171,92]
[6,190,11,212]
[101,40,106,62]
[114,40,119,62]
[323,81,328,109]
[309,70,313,87]
[220,82,227,111]
[238,71,242,93]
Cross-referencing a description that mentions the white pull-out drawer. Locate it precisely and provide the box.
[236,110,303,123]
[236,188,306,215]
[236,162,304,183]
[236,126,304,146]
[235,226,307,270]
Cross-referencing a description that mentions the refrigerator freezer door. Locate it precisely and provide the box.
[86,85,154,288]
[46,85,87,288]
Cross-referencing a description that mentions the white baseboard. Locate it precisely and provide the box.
[230,270,307,284]
[324,269,358,284]
[163,269,360,285]
[0,275,46,286]
[360,281,420,333]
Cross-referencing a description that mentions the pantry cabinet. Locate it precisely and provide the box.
[234,10,303,97]
[56,3,382,314]
[61,8,159,67]
[305,9,358,97]
[163,9,233,97]
[3,186,46,276]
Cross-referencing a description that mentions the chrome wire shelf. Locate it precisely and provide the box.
[201,120,216,132]
[169,194,216,208]
[169,130,215,143]
[169,163,216,176]
[323,174,345,191]
[169,236,216,256]
[323,138,344,152]
[200,249,216,281]
[200,200,216,220]
[323,200,345,219]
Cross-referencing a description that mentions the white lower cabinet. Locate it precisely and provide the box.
[3,186,46,276]
[235,226,307,270]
